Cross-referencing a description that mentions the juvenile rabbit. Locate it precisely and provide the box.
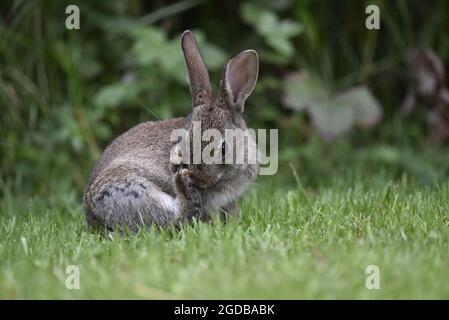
[83,30,259,231]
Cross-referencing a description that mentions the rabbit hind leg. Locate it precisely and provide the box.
[85,170,179,232]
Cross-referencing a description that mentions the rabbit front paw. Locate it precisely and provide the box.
[174,169,208,221]
[174,169,193,197]
[170,143,184,174]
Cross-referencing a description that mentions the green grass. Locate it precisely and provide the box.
[1,174,449,299]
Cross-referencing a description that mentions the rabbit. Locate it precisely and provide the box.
[83,30,259,231]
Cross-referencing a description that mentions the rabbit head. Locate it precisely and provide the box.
[173,30,259,189]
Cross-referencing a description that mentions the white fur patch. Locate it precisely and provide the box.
[153,190,179,215]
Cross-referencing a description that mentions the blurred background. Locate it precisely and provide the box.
[1,0,449,205]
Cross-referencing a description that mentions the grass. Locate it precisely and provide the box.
[1,173,449,299]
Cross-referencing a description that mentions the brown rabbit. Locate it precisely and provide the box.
[83,30,259,231]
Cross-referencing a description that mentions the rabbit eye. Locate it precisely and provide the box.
[221,141,227,159]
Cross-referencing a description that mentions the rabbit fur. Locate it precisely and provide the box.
[83,30,259,231]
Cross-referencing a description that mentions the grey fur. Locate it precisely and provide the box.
[83,30,259,231]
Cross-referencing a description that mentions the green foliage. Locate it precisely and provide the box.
[241,2,303,62]
[283,72,381,140]
[1,0,449,195]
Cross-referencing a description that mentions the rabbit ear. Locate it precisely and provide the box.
[181,30,212,107]
[222,50,259,112]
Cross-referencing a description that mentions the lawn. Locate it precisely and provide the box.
[1,172,448,299]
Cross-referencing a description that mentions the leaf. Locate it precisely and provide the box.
[241,3,302,58]
[283,72,330,111]
[131,27,226,84]
[93,82,139,109]
[282,72,382,140]
[131,27,168,65]
[308,97,355,141]
[338,86,382,128]
[131,27,185,82]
